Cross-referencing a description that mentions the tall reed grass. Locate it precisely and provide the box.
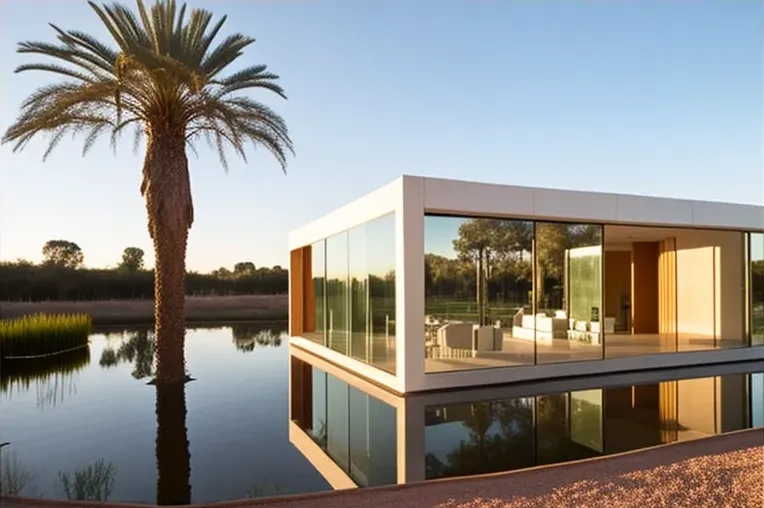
[0,313,91,359]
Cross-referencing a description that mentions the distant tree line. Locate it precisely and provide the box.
[0,240,287,301]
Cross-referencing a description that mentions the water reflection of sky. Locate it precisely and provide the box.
[0,324,329,503]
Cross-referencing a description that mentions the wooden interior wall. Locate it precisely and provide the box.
[631,242,660,334]
[303,245,315,333]
[604,251,632,321]
[658,238,677,339]
[289,248,304,336]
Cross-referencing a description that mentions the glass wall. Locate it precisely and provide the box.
[366,214,397,373]
[751,233,764,346]
[326,232,350,355]
[303,213,396,374]
[714,231,748,349]
[305,240,326,345]
[422,217,756,373]
[424,216,535,373]
[601,226,751,358]
[535,222,603,364]
[674,230,748,352]
[349,226,369,363]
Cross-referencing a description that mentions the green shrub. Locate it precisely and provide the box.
[0,313,91,359]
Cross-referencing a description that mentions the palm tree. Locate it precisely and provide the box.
[2,0,294,386]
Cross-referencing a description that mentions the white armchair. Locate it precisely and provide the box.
[436,323,474,358]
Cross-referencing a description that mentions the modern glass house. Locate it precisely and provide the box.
[288,176,764,393]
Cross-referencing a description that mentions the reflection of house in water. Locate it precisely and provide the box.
[289,346,762,489]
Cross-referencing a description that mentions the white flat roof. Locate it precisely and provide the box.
[289,175,764,249]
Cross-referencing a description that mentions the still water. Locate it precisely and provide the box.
[1,323,329,503]
[1,322,762,504]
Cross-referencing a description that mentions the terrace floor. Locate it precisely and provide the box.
[425,333,749,373]
[299,331,751,375]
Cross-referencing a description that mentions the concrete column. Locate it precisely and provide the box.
[395,176,425,393]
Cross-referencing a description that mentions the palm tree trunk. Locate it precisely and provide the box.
[142,131,194,386]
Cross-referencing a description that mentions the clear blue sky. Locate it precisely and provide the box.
[1,0,761,272]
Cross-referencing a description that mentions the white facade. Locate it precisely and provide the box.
[288,176,764,394]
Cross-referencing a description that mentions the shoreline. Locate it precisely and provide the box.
[0,295,288,326]
[1,429,761,508]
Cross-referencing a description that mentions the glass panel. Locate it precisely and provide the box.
[535,223,603,364]
[751,233,764,346]
[326,375,349,470]
[676,230,746,351]
[311,367,328,448]
[349,386,397,487]
[326,232,350,355]
[367,213,397,374]
[424,215,535,373]
[603,225,679,358]
[306,241,326,345]
[349,225,369,363]
[714,231,747,349]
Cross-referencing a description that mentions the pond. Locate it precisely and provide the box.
[1,322,329,503]
[1,322,762,504]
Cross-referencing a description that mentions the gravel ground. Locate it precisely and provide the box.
[3,429,762,508]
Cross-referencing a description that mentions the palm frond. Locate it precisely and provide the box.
[2,0,292,173]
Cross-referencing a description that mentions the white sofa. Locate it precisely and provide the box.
[512,313,568,343]
[512,312,615,344]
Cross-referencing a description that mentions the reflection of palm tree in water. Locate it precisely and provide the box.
[99,330,155,379]
[155,380,191,505]
[231,324,283,353]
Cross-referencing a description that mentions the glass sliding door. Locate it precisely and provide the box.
[307,240,326,345]
[535,222,603,364]
[367,213,397,373]
[751,233,764,346]
[326,232,350,355]
[349,224,369,363]
[423,214,534,373]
